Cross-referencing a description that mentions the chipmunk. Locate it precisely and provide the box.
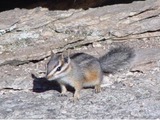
[46,46,135,100]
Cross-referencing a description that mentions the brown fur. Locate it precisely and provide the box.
[73,81,83,100]
[85,70,99,82]
[46,46,134,101]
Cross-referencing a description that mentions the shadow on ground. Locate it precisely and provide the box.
[31,73,61,93]
[31,73,75,93]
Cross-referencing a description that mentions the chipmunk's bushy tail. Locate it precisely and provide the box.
[99,46,135,74]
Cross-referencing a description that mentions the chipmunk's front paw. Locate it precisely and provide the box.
[59,93,67,97]
[58,91,68,97]
[59,84,67,96]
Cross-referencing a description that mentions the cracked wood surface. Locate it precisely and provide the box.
[0,0,160,119]
[0,0,160,66]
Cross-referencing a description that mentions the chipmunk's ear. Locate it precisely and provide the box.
[61,53,64,59]
[50,49,55,57]
[61,50,71,63]
[67,56,71,63]
[60,53,65,62]
[64,55,71,64]
[66,50,71,63]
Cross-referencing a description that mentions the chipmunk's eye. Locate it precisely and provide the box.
[64,58,68,63]
[56,66,61,71]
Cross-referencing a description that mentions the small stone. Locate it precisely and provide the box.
[6,108,13,112]
[92,42,102,48]
[64,38,68,42]
[126,71,134,76]
[41,31,53,37]
[61,109,67,114]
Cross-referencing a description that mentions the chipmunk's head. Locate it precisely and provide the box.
[46,51,71,81]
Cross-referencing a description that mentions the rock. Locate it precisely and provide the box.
[0,0,159,67]
[0,0,160,119]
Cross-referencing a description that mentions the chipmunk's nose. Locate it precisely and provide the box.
[45,74,49,79]
[46,73,52,80]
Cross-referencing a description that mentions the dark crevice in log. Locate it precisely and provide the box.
[0,0,145,12]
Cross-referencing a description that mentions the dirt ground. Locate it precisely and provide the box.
[0,0,160,119]
[0,38,160,119]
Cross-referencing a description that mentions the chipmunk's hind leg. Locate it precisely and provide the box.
[95,84,101,93]
[73,82,83,101]
[94,71,102,93]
